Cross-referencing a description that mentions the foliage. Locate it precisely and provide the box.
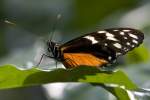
[0,65,138,99]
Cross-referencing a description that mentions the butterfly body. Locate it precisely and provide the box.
[47,28,144,69]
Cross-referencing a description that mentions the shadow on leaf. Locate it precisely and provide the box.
[23,66,112,86]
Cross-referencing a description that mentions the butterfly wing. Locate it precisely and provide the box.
[63,53,108,68]
[60,28,144,68]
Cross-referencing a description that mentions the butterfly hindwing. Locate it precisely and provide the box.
[60,28,144,68]
[63,53,108,68]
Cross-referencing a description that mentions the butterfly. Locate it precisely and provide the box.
[39,28,144,69]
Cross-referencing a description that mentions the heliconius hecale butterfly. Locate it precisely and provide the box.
[39,28,144,69]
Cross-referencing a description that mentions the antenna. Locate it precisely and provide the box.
[49,14,62,42]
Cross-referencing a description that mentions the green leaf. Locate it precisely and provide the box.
[126,45,150,64]
[106,86,132,100]
[0,65,138,99]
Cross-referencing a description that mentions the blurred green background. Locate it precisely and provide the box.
[0,0,150,100]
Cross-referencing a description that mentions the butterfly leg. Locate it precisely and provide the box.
[36,54,54,67]
[55,60,58,68]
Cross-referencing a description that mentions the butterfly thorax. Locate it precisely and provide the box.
[47,41,62,61]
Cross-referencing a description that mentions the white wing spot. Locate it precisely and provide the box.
[124,47,129,51]
[129,33,138,39]
[116,52,122,56]
[120,32,125,35]
[131,45,135,47]
[122,30,130,32]
[113,43,122,48]
[107,37,118,41]
[108,56,112,60]
[123,47,127,50]
[124,37,128,39]
[132,40,138,44]
[126,42,131,46]
[125,48,129,52]
[83,36,98,44]
[113,30,119,31]
[98,30,107,33]
[104,43,108,46]
[106,32,114,37]
[104,32,119,41]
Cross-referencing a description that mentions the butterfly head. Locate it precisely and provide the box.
[47,40,61,60]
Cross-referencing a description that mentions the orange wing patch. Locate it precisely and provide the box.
[62,53,108,69]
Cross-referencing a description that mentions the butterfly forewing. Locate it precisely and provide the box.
[60,28,144,68]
